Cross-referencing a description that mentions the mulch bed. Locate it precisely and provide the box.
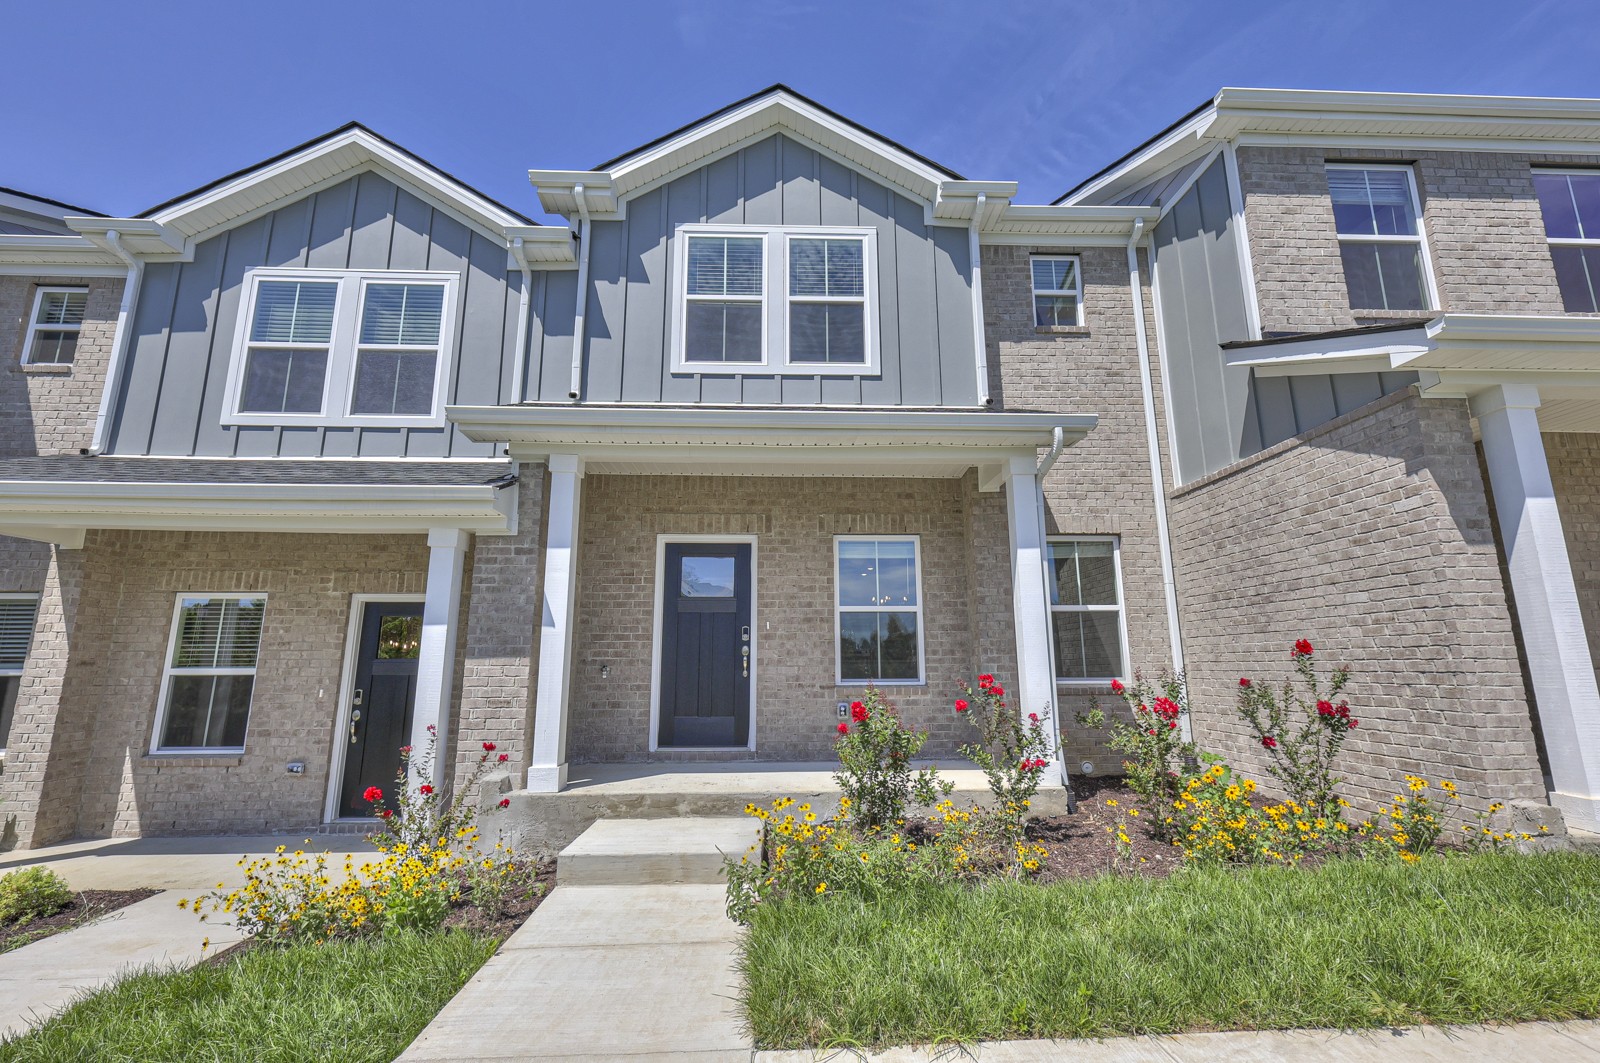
[1027,776,1182,880]
[0,888,159,954]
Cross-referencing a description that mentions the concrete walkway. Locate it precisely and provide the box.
[0,892,248,1038]
[0,832,375,891]
[398,817,757,1062]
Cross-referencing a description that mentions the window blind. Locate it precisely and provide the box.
[360,284,445,346]
[790,238,864,297]
[171,597,265,669]
[36,290,87,325]
[1328,168,1417,236]
[1032,257,1078,293]
[688,236,763,296]
[0,599,39,672]
[250,281,337,344]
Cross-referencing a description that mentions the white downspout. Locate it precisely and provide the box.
[508,237,533,408]
[1126,217,1190,741]
[567,185,592,402]
[85,230,143,456]
[968,193,992,406]
[1035,425,1073,805]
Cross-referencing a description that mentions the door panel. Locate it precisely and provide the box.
[338,601,423,818]
[659,543,752,748]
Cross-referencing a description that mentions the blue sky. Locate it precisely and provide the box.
[4,0,1598,222]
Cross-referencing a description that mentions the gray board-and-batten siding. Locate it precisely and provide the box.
[106,134,981,460]
[1149,155,1416,484]
[547,133,979,407]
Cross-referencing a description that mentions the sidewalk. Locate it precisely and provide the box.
[0,892,248,1039]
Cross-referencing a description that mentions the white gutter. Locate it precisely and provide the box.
[1125,217,1190,740]
[85,230,144,455]
[568,185,592,401]
[1033,425,1074,805]
[968,193,992,406]
[508,237,534,408]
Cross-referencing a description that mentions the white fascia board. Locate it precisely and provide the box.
[145,129,528,245]
[65,217,190,260]
[1214,86,1600,122]
[0,481,515,535]
[932,182,1019,222]
[505,224,576,268]
[600,92,955,210]
[1233,314,1600,377]
[0,235,122,272]
[448,403,1097,451]
[984,204,1160,242]
[527,172,619,217]
[1058,106,1220,206]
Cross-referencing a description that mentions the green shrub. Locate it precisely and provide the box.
[0,866,73,925]
[832,688,950,830]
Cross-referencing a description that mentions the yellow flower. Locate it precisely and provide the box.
[815,882,827,894]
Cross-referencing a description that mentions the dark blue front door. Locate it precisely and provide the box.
[659,543,752,748]
[339,601,423,817]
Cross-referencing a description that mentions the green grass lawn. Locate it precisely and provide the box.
[0,930,499,1063]
[741,851,1600,1049]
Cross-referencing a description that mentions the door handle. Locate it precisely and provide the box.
[741,644,750,678]
[350,707,362,744]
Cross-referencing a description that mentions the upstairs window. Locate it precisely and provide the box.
[674,225,877,375]
[1031,256,1083,327]
[23,287,87,365]
[1326,165,1434,312]
[1533,170,1600,313]
[227,269,456,426]
[0,594,40,753]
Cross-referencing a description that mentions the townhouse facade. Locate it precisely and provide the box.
[0,86,1596,850]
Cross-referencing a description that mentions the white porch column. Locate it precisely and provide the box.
[528,454,584,793]
[1003,455,1063,785]
[413,527,469,789]
[1473,383,1600,831]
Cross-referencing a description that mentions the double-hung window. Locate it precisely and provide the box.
[675,225,877,374]
[835,536,923,684]
[154,594,266,753]
[1048,538,1126,683]
[1031,256,1083,327]
[0,594,40,753]
[1532,170,1600,313]
[23,287,87,365]
[1326,165,1434,313]
[227,269,456,426]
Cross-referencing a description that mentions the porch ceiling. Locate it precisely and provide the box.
[447,404,1097,477]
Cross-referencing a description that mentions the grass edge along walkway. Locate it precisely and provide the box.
[0,929,499,1063]
[741,851,1600,1049]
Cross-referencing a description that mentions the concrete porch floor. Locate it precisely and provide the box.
[493,760,1075,855]
[0,833,378,891]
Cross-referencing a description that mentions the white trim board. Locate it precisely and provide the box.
[647,534,759,754]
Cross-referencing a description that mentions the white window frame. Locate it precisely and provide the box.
[22,286,88,366]
[223,268,459,428]
[1325,163,1439,313]
[670,223,880,376]
[1031,255,1084,327]
[0,593,41,755]
[1048,536,1130,687]
[151,592,266,755]
[833,534,925,686]
[1533,168,1600,311]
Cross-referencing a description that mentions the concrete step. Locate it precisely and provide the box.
[556,816,759,886]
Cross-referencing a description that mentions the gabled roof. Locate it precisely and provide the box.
[1061,87,1600,206]
[531,85,974,218]
[135,121,534,243]
[0,186,107,229]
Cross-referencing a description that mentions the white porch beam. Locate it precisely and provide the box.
[413,527,469,789]
[1472,383,1600,832]
[1003,456,1062,785]
[529,454,584,793]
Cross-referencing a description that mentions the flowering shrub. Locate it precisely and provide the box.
[724,795,1046,923]
[832,688,951,830]
[956,673,1052,845]
[184,732,524,943]
[1078,671,1199,833]
[1168,763,1351,865]
[1353,778,1549,861]
[1235,640,1357,817]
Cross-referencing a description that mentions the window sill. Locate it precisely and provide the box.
[1034,325,1091,336]
[1351,310,1437,323]
[836,680,926,688]
[18,363,73,375]
[142,751,246,767]
[672,364,883,378]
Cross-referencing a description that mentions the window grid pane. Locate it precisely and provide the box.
[0,599,40,672]
[171,597,265,669]
[29,331,79,365]
[790,238,864,298]
[35,290,87,326]
[360,284,445,346]
[1328,168,1418,237]
[351,350,437,416]
[687,236,763,297]
[250,281,337,344]
[1031,258,1078,293]
[239,349,328,414]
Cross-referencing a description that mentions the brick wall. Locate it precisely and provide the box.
[1167,388,1546,815]
[1545,433,1600,671]
[0,530,431,845]
[1237,145,1592,335]
[983,244,1178,769]
[565,473,1015,764]
[0,275,121,458]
